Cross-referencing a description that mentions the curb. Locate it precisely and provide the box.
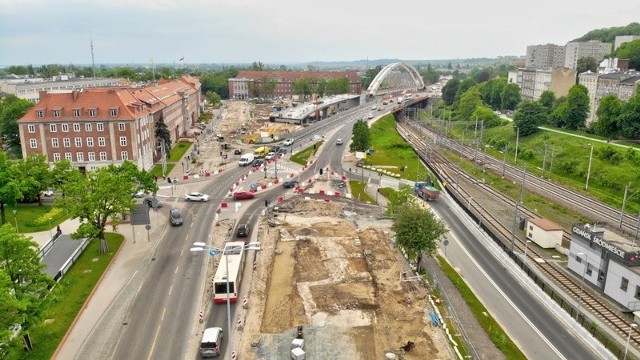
[51,234,128,360]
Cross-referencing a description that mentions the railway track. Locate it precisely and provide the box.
[396,121,640,350]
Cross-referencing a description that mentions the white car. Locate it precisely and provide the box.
[185,192,210,202]
[283,139,294,146]
[265,152,276,160]
[336,139,344,145]
[42,189,54,197]
[367,113,373,119]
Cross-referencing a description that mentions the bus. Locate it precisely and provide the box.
[212,241,246,303]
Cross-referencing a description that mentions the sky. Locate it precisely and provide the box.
[1,0,639,66]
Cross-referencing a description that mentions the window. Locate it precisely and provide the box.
[87,137,94,147]
[63,138,71,147]
[118,123,126,131]
[75,137,82,147]
[36,110,44,118]
[120,137,127,146]
[635,286,640,300]
[53,110,61,117]
[121,151,128,160]
[585,263,592,276]
[51,138,59,148]
[85,123,92,131]
[110,108,118,117]
[576,255,582,263]
[88,108,97,117]
[73,123,81,132]
[529,225,533,230]
[65,153,72,161]
[73,109,81,117]
[50,124,57,132]
[77,152,84,162]
[99,151,107,161]
[28,124,35,133]
[88,152,96,161]
[61,123,69,132]
[53,153,61,162]
[96,123,104,131]
[98,137,105,146]
[30,139,37,148]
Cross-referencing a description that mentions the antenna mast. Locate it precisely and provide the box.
[90,32,96,79]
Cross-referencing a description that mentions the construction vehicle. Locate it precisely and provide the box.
[414,182,439,201]
[254,146,270,158]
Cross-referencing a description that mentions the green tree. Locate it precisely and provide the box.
[501,83,521,110]
[15,155,50,204]
[594,94,623,138]
[472,106,502,128]
[614,38,640,70]
[292,78,312,99]
[441,78,460,106]
[155,116,172,156]
[420,67,440,85]
[454,78,477,105]
[251,61,264,71]
[55,161,157,253]
[618,93,640,139]
[350,120,370,152]
[0,152,23,224]
[205,91,222,106]
[0,269,25,346]
[576,56,598,74]
[564,85,590,130]
[7,66,28,75]
[538,90,556,111]
[392,205,448,271]
[455,87,482,121]
[489,78,507,110]
[362,65,382,90]
[385,186,416,217]
[513,100,546,136]
[0,96,34,158]
[325,78,349,95]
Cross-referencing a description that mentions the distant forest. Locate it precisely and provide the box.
[572,22,640,43]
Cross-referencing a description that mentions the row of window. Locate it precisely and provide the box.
[51,151,128,162]
[27,122,128,133]
[36,108,118,118]
[29,136,128,149]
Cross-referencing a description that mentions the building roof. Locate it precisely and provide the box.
[529,217,564,231]
[234,70,360,82]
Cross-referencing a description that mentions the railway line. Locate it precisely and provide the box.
[396,120,640,351]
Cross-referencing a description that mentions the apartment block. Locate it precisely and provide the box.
[564,41,612,69]
[580,71,640,125]
[509,68,576,100]
[525,43,565,69]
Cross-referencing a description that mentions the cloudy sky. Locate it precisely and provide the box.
[1,0,638,66]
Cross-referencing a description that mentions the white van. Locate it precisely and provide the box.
[239,153,255,166]
[200,327,223,357]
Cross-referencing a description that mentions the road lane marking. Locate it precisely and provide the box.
[146,324,163,360]
[161,307,166,321]
[169,285,173,295]
[175,265,179,274]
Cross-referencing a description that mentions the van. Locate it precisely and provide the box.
[216,133,224,141]
[200,327,223,357]
[239,153,255,166]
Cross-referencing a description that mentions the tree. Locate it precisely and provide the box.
[55,161,157,253]
[205,91,221,106]
[362,65,382,90]
[489,78,507,110]
[618,93,640,139]
[454,78,476,105]
[564,85,590,130]
[513,100,547,136]
[0,269,25,346]
[15,155,50,204]
[0,96,34,158]
[350,120,370,152]
[420,67,440,85]
[576,56,598,74]
[0,152,23,225]
[155,116,172,157]
[614,38,640,71]
[455,87,483,121]
[501,83,521,110]
[325,78,349,95]
[385,186,416,217]
[441,78,460,106]
[538,90,556,111]
[0,224,53,331]
[472,106,502,128]
[292,78,311,99]
[392,205,448,271]
[594,94,622,137]
[251,61,264,71]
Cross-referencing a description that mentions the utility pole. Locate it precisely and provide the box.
[519,165,527,204]
[541,143,548,179]
[502,143,508,178]
[514,126,520,163]
[90,32,96,79]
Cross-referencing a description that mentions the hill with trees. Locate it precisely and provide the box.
[572,22,640,43]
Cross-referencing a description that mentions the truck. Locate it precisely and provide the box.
[414,182,439,201]
[239,153,255,166]
[254,146,270,158]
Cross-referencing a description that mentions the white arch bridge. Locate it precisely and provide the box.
[367,62,425,96]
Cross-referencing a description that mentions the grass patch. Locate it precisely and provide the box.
[166,141,193,163]
[150,163,176,178]
[349,181,377,204]
[378,187,397,199]
[4,233,124,360]
[6,204,67,234]
[436,255,526,360]
[290,142,323,165]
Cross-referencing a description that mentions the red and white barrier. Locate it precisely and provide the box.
[242,296,248,309]
[237,318,244,330]
[199,310,203,323]
[230,351,237,360]
[183,175,189,180]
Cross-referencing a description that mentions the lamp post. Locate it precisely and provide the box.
[585,144,594,191]
[523,240,532,269]
[48,217,53,239]
[12,209,18,233]
[575,252,588,322]
[182,161,185,174]
[624,323,638,360]
[190,241,260,359]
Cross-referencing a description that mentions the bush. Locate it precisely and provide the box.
[26,207,65,227]
[518,148,534,160]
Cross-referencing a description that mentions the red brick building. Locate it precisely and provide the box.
[228,70,362,100]
[17,76,201,171]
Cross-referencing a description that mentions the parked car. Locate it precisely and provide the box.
[233,191,255,200]
[42,189,54,197]
[283,180,299,189]
[133,189,146,198]
[252,159,264,167]
[144,196,163,208]
[169,208,183,226]
[367,113,373,119]
[265,152,276,160]
[336,139,344,145]
[234,149,242,155]
[283,139,294,146]
[185,192,210,202]
[236,224,250,238]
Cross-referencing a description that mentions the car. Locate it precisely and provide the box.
[236,224,250,238]
[277,148,288,155]
[185,192,210,202]
[169,208,183,226]
[336,139,344,145]
[144,196,163,208]
[283,139,294,146]
[133,189,146,198]
[283,180,299,189]
[252,159,264,167]
[233,191,255,200]
[234,149,242,155]
[42,189,54,197]
[367,113,373,119]
[265,152,276,160]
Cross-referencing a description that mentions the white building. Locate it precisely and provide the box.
[0,77,128,103]
[564,41,613,69]
[525,43,565,69]
[526,218,564,249]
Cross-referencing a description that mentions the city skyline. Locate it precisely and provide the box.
[1,0,639,66]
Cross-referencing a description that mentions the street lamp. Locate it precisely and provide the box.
[182,161,185,174]
[624,323,638,360]
[575,252,588,322]
[585,144,594,191]
[523,240,532,269]
[190,241,260,359]
[12,209,18,233]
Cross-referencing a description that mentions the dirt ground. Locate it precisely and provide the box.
[237,198,452,360]
[217,101,302,145]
